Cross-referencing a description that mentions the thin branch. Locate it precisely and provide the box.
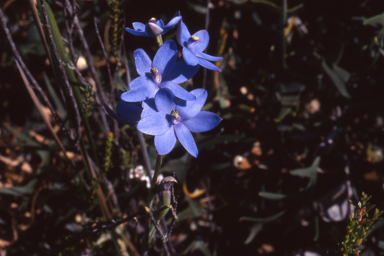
[123,32,132,84]
[94,17,118,136]
[64,4,88,88]
[73,12,108,104]
[0,7,72,142]
[202,0,211,89]
[40,0,82,144]
[146,207,171,256]
[64,0,110,135]
[167,174,178,240]
[94,17,114,101]
[82,205,170,236]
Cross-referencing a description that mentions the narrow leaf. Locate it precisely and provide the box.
[363,13,384,26]
[0,179,37,196]
[322,60,351,98]
[240,210,286,222]
[244,223,263,244]
[259,191,287,200]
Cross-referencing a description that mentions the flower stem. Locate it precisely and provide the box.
[151,154,163,187]
[156,34,163,46]
[146,154,163,208]
[143,154,163,254]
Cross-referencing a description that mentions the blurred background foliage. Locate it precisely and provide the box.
[1,0,384,255]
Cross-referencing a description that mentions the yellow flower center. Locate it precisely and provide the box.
[191,36,199,41]
[171,110,179,118]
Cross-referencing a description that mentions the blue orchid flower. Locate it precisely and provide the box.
[103,90,142,124]
[137,88,222,157]
[125,12,182,37]
[121,40,199,108]
[177,21,222,72]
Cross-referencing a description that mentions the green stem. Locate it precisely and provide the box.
[146,154,163,210]
[143,154,163,254]
[73,85,100,167]
[151,155,163,189]
[156,34,163,46]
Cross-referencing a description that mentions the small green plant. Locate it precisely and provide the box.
[80,85,94,117]
[340,192,383,256]
[104,131,114,172]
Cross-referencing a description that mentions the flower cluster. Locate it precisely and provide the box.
[105,13,222,157]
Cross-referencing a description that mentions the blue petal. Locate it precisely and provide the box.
[132,22,145,31]
[103,103,138,124]
[162,15,182,33]
[176,88,207,120]
[160,81,196,101]
[175,123,198,157]
[163,59,200,84]
[155,128,177,155]
[195,52,223,62]
[156,19,165,28]
[145,22,164,36]
[125,27,150,37]
[121,81,158,102]
[182,47,199,66]
[141,98,158,118]
[153,40,177,78]
[177,21,191,46]
[155,88,176,114]
[116,102,142,122]
[182,111,222,132]
[133,49,152,76]
[197,58,221,72]
[128,76,155,90]
[193,30,209,52]
[137,112,172,135]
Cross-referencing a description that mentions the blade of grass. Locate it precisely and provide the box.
[28,0,53,72]
[43,72,67,119]
[39,0,82,144]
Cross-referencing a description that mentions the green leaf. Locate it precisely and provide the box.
[43,72,66,119]
[363,12,384,26]
[160,153,192,183]
[250,0,303,13]
[366,204,376,213]
[332,64,350,83]
[183,241,213,256]
[290,156,321,189]
[259,191,288,200]
[275,107,292,122]
[240,210,286,222]
[244,223,263,245]
[5,126,42,148]
[177,199,206,222]
[0,179,37,197]
[322,60,351,98]
[36,150,51,174]
[379,48,384,57]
